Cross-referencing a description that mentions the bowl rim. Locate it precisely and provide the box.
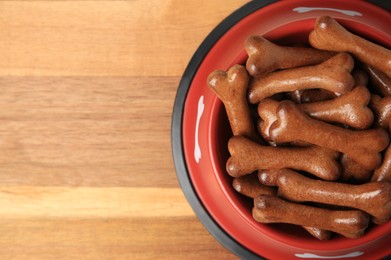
[171,0,391,259]
[172,2,278,258]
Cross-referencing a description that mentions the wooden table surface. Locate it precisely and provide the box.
[0,0,249,259]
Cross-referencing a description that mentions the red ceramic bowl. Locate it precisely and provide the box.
[172,0,391,259]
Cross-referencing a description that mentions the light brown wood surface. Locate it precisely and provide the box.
[0,0,249,259]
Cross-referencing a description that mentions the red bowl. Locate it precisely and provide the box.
[172,0,391,259]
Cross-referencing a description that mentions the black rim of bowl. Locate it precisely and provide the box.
[171,1,391,259]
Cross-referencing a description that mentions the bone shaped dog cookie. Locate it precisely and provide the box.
[258,98,309,146]
[208,65,260,142]
[276,169,391,224]
[253,195,369,239]
[255,170,332,240]
[257,99,279,143]
[371,143,391,183]
[226,136,340,180]
[370,95,391,130]
[290,89,335,104]
[259,86,373,132]
[303,227,332,241]
[292,69,369,114]
[258,169,279,187]
[232,173,276,198]
[248,53,355,103]
[289,69,366,104]
[293,69,367,108]
[258,169,332,240]
[269,101,389,170]
[340,154,372,183]
[363,64,391,97]
[309,16,391,78]
[245,35,333,77]
[298,86,373,129]
[353,69,369,87]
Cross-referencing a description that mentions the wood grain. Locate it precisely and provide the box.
[0,217,235,260]
[0,187,193,218]
[0,76,178,187]
[0,0,248,259]
[0,0,248,77]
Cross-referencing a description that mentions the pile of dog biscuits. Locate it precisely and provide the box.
[208,16,391,240]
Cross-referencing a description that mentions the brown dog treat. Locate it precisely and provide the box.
[258,169,280,186]
[245,35,333,77]
[253,195,369,239]
[352,69,368,87]
[293,89,335,104]
[288,88,336,104]
[288,90,303,103]
[299,85,374,129]
[259,168,315,186]
[207,65,260,142]
[257,98,279,142]
[232,173,276,198]
[256,170,331,240]
[261,87,373,130]
[363,64,391,97]
[340,154,373,183]
[309,16,391,78]
[370,95,391,130]
[298,69,367,106]
[256,119,264,138]
[276,170,391,224]
[269,101,389,170]
[257,100,309,146]
[371,143,391,183]
[302,227,332,241]
[256,119,277,147]
[226,136,340,180]
[248,53,355,103]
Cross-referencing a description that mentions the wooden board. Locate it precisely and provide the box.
[0,0,249,259]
